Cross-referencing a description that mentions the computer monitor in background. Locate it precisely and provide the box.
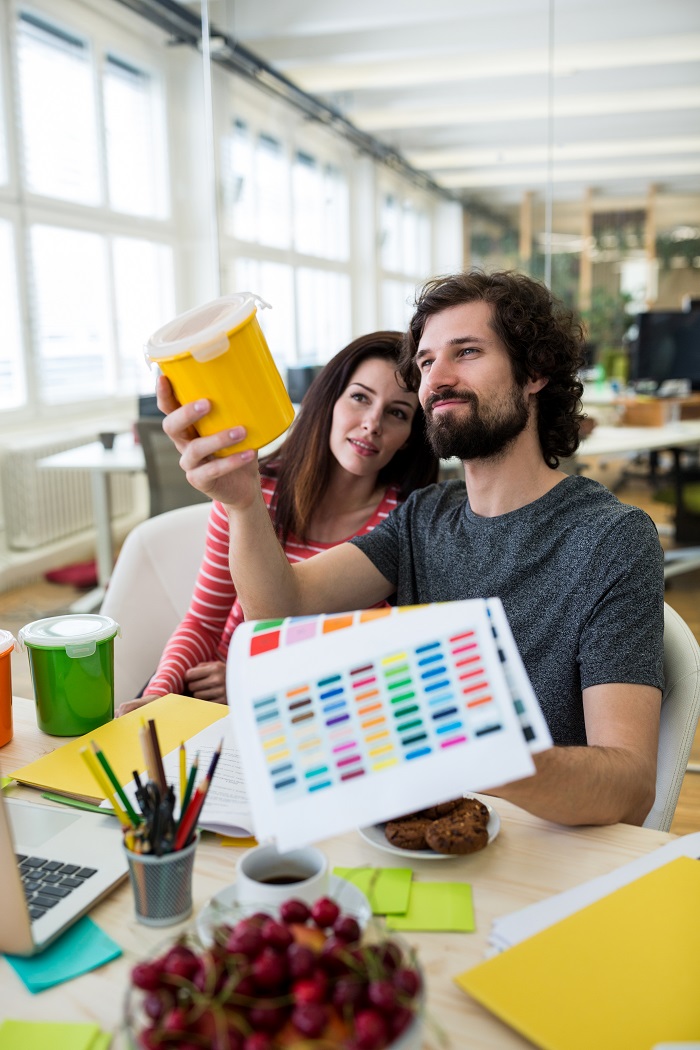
[628,310,700,391]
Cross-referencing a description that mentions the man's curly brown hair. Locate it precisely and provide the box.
[398,270,586,468]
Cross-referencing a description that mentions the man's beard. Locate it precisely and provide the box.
[424,385,530,461]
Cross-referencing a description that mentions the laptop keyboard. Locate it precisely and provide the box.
[16,853,98,922]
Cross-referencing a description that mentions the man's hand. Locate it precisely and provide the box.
[116,694,160,717]
[157,374,261,509]
[184,661,227,703]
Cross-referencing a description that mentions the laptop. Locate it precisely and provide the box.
[0,789,128,956]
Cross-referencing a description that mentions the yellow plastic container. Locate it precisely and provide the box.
[145,293,294,455]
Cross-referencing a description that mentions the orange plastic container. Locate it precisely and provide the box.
[0,630,16,747]
[145,293,294,456]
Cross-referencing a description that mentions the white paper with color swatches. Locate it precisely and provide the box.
[227,598,548,851]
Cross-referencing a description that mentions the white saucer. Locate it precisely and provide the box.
[197,874,372,944]
[358,797,501,861]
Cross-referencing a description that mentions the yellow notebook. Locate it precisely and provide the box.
[10,694,228,802]
[455,857,700,1050]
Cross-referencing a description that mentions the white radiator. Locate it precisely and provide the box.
[0,434,135,550]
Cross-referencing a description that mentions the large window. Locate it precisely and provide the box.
[221,112,352,367]
[380,191,432,329]
[2,4,174,417]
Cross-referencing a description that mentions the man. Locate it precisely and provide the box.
[162,270,665,828]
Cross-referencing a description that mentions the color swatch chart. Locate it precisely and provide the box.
[250,624,510,803]
[248,608,394,658]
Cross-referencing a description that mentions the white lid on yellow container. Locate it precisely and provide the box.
[145,293,271,365]
[0,630,16,657]
[18,614,120,658]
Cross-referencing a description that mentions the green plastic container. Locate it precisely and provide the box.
[18,614,120,736]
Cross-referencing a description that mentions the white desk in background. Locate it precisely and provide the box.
[38,433,145,612]
[579,421,700,579]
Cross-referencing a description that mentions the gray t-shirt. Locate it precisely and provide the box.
[350,474,665,747]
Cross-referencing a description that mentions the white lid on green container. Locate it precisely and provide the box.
[18,614,120,658]
[145,292,271,365]
[0,630,16,657]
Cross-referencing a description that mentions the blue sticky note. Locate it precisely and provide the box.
[3,916,122,993]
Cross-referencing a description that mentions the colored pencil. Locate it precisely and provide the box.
[79,746,131,829]
[178,753,199,827]
[90,740,141,826]
[139,721,157,784]
[179,742,186,809]
[174,779,207,850]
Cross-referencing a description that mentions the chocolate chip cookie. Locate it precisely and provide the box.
[384,817,433,851]
[425,814,489,855]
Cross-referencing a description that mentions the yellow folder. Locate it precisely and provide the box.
[10,694,228,802]
[455,857,700,1049]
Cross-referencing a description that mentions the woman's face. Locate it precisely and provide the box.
[329,356,418,478]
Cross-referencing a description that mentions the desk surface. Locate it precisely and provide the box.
[38,432,146,474]
[1,698,674,1047]
[579,420,700,457]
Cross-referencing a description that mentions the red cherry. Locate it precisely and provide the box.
[368,978,398,1014]
[287,943,316,980]
[393,966,421,1000]
[332,974,366,1011]
[319,935,350,975]
[291,1002,329,1039]
[377,941,402,974]
[260,918,293,951]
[142,991,171,1020]
[163,945,200,981]
[243,1035,273,1050]
[292,975,328,1004]
[310,896,340,928]
[279,898,311,924]
[354,1008,389,1050]
[252,947,288,989]
[162,1006,190,1033]
[247,1002,288,1033]
[131,961,163,991]
[333,914,361,943]
[226,925,264,959]
[390,1006,415,1039]
[136,1027,160,1050]
[232,974,257,999]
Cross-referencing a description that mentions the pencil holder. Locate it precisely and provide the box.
[124,833,199,927]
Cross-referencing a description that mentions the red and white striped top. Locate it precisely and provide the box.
[146,476,401,697]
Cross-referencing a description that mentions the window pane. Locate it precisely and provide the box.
[323,164,349,262]
[256,134,290,248]
[0,42,7,187]
[381,195,402,272]
[113,237,175,394]
[104,54,168,218]
[30,225,111,403]
[17,13,100,205]
[0,221,26,410]
[382,278,416,331]
[293,151,323,256]
[230,258,295,367]
[297,268,351,362]
[223,120,255,241]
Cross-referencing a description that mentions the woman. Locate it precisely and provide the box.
[117,331,438,715]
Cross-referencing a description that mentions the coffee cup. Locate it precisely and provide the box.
[236,843,328,908]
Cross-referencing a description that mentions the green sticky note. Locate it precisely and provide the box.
[385,882,475,932]
[333,866,412,915]
[1,776,13,790]
[41,792,114,816]
[3,916,122,993]
[0,1019,106,1050]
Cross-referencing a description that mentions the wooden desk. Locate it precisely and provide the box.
[0,698,675,1047]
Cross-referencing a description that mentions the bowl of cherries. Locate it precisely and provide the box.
[125,895,424,1050]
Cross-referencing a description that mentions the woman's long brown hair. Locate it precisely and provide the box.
[260,331,439,545]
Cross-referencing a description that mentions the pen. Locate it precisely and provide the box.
[178,753,199,828]
[179,742,186,809]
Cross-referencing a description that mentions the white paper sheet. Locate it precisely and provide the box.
[113,719,253,837]
[227,599,543,851]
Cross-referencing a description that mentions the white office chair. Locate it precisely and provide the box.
[100,502,211,706]
[643,602,700,832]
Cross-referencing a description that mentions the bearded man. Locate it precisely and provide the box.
[160,270,665,828]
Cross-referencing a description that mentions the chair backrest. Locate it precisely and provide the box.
[100,503,211,705]
[136,418,210,518]
[643,602,700,831]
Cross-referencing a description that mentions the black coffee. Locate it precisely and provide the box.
[257,873,308,885]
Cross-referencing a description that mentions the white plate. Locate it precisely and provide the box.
[197,874,372,944]
[358,797,501,861]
